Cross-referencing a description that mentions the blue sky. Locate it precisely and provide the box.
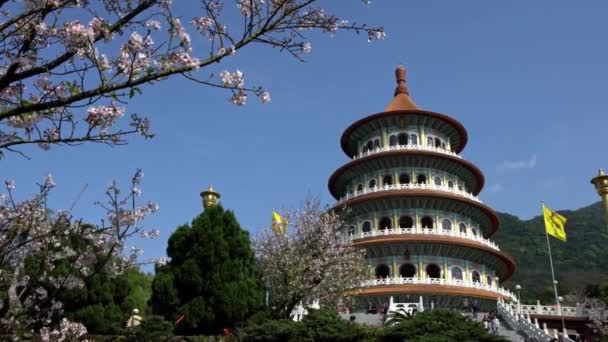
[3,1,608,266]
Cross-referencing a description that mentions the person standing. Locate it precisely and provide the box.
[491,316,500,335]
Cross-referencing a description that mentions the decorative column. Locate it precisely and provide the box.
[591,168,608,225]
[373,212,378,231]
[393,257,398,280]
[393,210,399,230]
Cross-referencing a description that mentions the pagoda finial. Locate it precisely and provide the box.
[200,185,221,209]
[394,65,409,96]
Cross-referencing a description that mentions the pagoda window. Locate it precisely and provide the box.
[366,140,373,152]
[448,180,454,189]
[417,174,427,184]
[441,142,446,149]
[379,217,392,230]
[375,264,390,279]
[434,177,442,186]
[399,263,416,278]
[487,276,493,286]
[362,221,372,233]
[389,135,397,147]
[357,183,363,192]
[435,137,441,148]
[368,179,377,188]
[410,134,418,145]
[399,216,414,228]
[383,175,393,186]
[398,133,408,145]
[427,137,434,146]
[459,223,467,234]
[458,185,463,191]
[426,264,441,279]
[373,139,380,150]
[472,270,481,283]
[471,228,478,237]
[362,145,368,153]
[348,226,355,235]
[451,267,463,280]
[442,219,452,231]
[421,216,433,229]
[399,174,410,184]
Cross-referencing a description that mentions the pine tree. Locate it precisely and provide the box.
[150,205,264,335]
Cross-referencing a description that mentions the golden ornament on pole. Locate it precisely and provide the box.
[200,185,221,209]
[590,168,608,225]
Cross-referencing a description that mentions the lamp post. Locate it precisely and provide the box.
[515,284,522,314]
[591,168,608,225]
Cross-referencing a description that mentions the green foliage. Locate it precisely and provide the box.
[494,202,608,301]
[379,309,506,342]
[58,268,153,335]
[243,309,507,342]
[243,309,370,342]
[384,308,415,326]
[125,315,174,342]
[150,205,264,335]
[21,224,153,335]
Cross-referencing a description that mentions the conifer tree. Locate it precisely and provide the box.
[150,205,263,335]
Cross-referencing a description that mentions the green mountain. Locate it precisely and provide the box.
[494,201,608,303]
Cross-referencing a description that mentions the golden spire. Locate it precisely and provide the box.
[200,185,221,209]
[591,168,608,225]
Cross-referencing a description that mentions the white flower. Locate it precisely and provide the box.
[261,90,271,104]
[5,180,15,190]
[145,19,161,30]
[301,42,312,54]
[156,256,167,266]
[231,92,247,106]
[44,174,55,188]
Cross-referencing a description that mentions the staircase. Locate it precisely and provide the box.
[467,312,526,342]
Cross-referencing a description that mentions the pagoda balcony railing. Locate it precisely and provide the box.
[338,183,482,205]
[353,144,463,160]
[358,277,515,300]
[349,227,500,251]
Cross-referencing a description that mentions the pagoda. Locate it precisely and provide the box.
[328,66,516,310]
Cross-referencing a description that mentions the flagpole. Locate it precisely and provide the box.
[543,202,567,336]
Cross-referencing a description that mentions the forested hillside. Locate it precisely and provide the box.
[494,202,608,302]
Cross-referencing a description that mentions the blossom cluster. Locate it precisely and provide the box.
[0,170,159,334]
[0,0,385,157]
[254,197,366,318]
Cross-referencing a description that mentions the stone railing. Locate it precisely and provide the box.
[354,144,463,160]
[358,277,515,300]
[338,183,482,205]
[517,302,584,318]
[349,227,499,251]
[497,299,575,342]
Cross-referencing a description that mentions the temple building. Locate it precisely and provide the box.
[328,66,516,310]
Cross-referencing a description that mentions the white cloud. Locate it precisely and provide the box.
[497,154,537,171]
[488,184,503,193]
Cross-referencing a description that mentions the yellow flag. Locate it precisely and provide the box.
[542,204,567,241]
[272,211,287,235]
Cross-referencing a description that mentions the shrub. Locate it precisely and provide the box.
[125,315,174,342]
[242,309,370,342]
[379,309,507,342]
